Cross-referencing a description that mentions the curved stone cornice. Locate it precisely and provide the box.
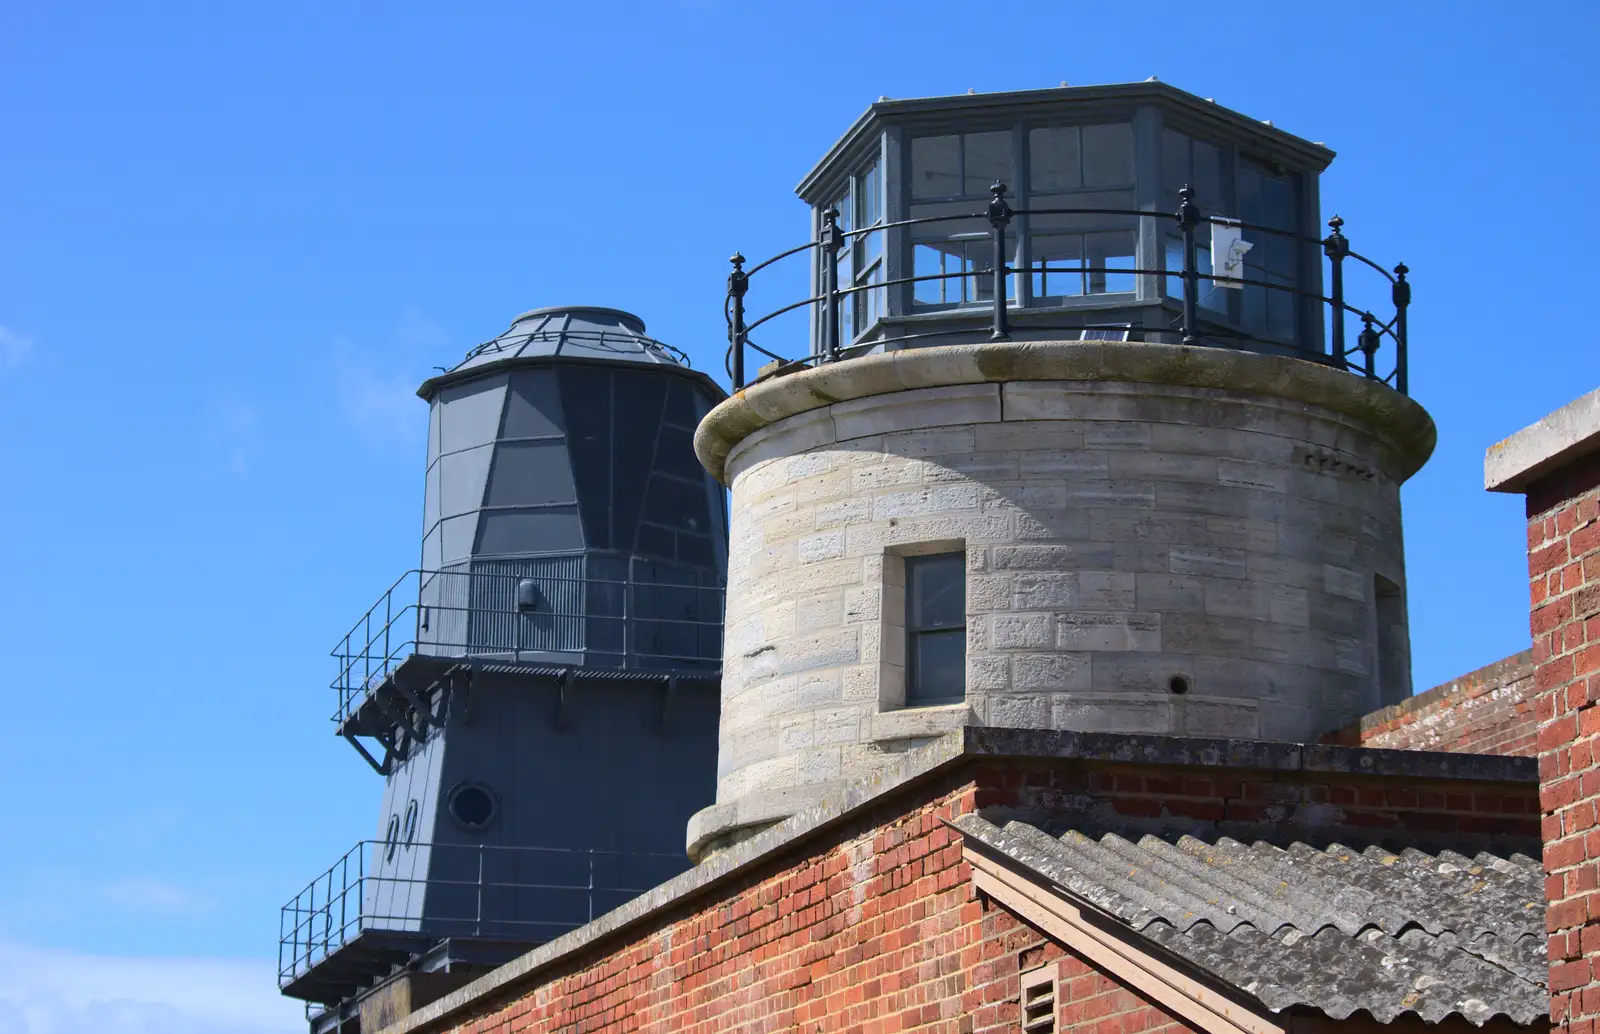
[694,341,1435,485]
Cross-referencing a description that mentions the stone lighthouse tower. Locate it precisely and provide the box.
[687,82,1432,859]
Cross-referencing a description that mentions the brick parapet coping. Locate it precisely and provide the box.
[1322,649,1538,756]
[383,726,1536,1034]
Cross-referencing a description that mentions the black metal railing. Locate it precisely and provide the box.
[460,327,693,368]
[278,839,684,990]
[725,183,1410,394]
[331,557,725,726]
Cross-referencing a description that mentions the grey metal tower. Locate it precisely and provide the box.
[280,306,728,1032]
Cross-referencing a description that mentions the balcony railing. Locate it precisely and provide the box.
[331,555,724,726]
[726,183,1410,394]
[278,839,684,993]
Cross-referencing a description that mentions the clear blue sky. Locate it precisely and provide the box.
[0,3,1594,1031]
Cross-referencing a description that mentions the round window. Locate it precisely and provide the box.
[403,800,419,846]
[384,815,401,861]
[447,783,497,832]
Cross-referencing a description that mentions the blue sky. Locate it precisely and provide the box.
[0,2,1594,1031]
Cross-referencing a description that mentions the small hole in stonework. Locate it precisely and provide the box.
[1168,675,1190,695]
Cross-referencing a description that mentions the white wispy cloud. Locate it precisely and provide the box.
[0,940,303,1034]
[205,395,263,476]
[332,305,448,447]
[97,877,213,916]
[0,326,34,368]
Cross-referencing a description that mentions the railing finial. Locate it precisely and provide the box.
[1324,214,1350,367]
[728,253,748,389]
[821,208,845,363]
[1357,313,1381,379]
[1392,262,1410,395]
[1176,185,1200,346]
[987,182,1013,341]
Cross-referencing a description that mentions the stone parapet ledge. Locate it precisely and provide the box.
[695,341,1437,486]
[1486,386,1600,493]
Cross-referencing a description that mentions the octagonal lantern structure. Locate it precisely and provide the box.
[415,306,728,672]
[793,81,1334,361]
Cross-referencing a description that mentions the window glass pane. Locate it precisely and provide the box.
[1193,140,1223,211]
[909,629,965,704]
[908,553,965,628]
[1086,230,1136,294]
[963,131,1012,197]
[1242,281,1267,335]
[1262,175,1295,231]
[914,244,947,304]
[1267,274,1297,341]
[1082,123,1133,187]
[1199,241,1226,313]
[1032,234,1085,299]
[1029,127,1081,193]
[1164,237,1183,299]
[1167,236,1228,312]
[1238,165,1265,226]
[833,185,853,233]
[1161,128,1189,207]
[859,160,881,227]
[912,135,960,199]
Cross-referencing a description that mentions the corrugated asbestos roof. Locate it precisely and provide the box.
[955,814,1546,1027]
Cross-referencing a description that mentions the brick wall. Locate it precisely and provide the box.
[408,743,1538,1034]
[1055,954,1195,1034]
[422,778,1045,1034]
[1322,650,1537,756]
[1526,458,1600,1034]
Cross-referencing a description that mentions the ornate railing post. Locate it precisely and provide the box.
[1358,314,1380,380]
[1392,262,1410,395]
[727,253,747,389]
[1324,215,1349,368]
[987,182,1013,341]
[821,207,844,362]
[1177,187,1200,346]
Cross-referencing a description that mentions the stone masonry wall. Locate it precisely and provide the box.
[701,378,1412,851]
[1526,457,1600,1034]
[1322,650,1538,756]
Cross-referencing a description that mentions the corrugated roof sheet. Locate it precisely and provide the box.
[955,813,1546,1027]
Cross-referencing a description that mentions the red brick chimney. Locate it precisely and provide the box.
[1487,388,1600,1034]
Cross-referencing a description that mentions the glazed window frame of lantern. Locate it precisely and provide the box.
[819,159,888,350]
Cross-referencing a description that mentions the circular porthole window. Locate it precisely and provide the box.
[384,814,401,861]
[403,799,419,847]
[446,782,498,832]
[1168,675,1191,696]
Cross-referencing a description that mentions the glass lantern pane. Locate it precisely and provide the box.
[963,131,1012,197]
[1086,230,1136,294]
[1161,128,1189,206]
[1029,127,1081,193]
[1082,123,1133,187]
[1033,234,1085,299]
[911,135,960,199]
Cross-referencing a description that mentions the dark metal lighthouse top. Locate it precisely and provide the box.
[726,82,1410,394]
[419,305,719,400]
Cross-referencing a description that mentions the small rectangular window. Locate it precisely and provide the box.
[905,552,966,706]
